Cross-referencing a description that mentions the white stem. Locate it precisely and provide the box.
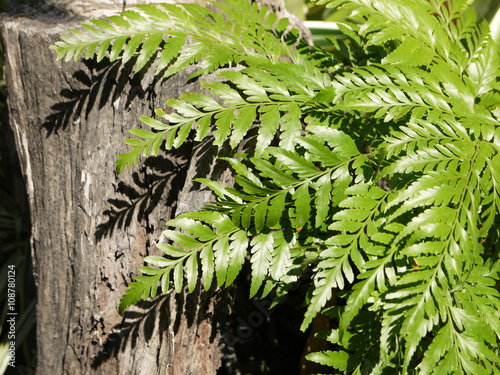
[489,5,500,44]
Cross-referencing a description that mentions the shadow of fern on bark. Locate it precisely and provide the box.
[90,282,227,370]
[94,149,191,243]
[90,295,171,369]
[41,54,161,136]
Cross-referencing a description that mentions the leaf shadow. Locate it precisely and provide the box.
[90,281,229,370]
[41,53,160,136]
[94,145,191,243]
[90,295,171,369]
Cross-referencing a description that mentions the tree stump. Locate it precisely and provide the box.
[1,1,230,373]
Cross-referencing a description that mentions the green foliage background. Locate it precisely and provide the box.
[50,0,500,373]
[286,0,499,22]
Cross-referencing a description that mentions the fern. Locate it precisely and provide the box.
[53,0,500,373]
[52,0,334,173]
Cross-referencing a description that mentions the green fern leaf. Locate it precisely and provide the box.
[200,244,214,291]
[226,230,248,286]
[268,230,294,283]
[119,280,149,315]
[118,271,163,315]
[173,260,184,293]
[54,1,500,372]
[213,236,230,287]
[255,105,281,156]
[185,253,198,293]
[249,231,273,298]
[269,149,319,178]
[466,34,500,97]
[305,350,349,371]
[382,37,435,67]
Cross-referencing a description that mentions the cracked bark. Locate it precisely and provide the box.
[0,0,307,374]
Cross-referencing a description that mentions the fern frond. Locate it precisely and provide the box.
[332,65,455,121]
[207,126,364,232]
[466,33,500,97]
[373,136,498,370]
[301,184,391,331]
[118,211,242,315]
[118,269,165,315]
[383,116,469,158]
[325,0,454,64]
[51,0,304,78]
[115,56,336,171]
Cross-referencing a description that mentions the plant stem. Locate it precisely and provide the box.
[489,4,500,44]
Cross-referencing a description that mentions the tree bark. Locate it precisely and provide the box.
[0,0,306,374]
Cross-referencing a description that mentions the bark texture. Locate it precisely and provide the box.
[1,0,305,374]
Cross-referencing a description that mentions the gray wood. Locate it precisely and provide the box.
[0,0,307,373]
